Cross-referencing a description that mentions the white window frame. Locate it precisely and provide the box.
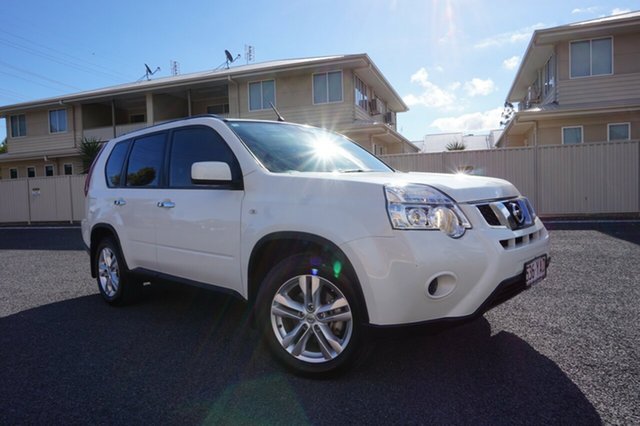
[607,122,631,142]
[63,163,73,175]
[48,108,68,134]
[562,126,584,145]
[44,164,55,177]
[569,36,614,79]
[542,55,555,98]
[27,166,36,178]
[312,70,344,105]
[10,114,26,138]
[9,168,18,179]
[248,79,276,111]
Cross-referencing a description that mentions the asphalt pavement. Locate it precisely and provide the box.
[0,224,638,425]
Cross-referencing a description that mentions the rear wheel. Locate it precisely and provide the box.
[95,238,142,305]
[256,253,363,376]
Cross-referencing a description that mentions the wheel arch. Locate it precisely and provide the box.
[89,224,127,278]
[247,231,370,324]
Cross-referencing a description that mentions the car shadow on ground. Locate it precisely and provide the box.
[0,282,601,425]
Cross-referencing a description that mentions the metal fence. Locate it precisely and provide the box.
[0,141,638,223]
[381,140,640,216]
[0,175,85,224]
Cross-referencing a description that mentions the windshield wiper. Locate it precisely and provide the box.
[338,169,373,173]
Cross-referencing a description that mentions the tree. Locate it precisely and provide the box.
[0,138,6,154]
[79,137,104,173]
[446,140,466,151]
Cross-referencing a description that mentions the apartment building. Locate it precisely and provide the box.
[0,54,416,179]
[497,11,640,147]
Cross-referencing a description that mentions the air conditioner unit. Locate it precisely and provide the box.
[383,111,394,124]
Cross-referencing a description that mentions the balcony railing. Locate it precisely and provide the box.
[83,123,149,141]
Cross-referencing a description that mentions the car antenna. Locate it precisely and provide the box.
[269,102,285,122]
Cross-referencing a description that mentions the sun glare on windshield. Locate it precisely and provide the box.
[309,135,368,172]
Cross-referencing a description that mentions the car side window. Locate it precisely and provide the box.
[169,126,241,188]
[105,140,130,187]
[126,133,165,187]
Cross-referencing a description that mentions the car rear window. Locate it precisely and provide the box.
[126,133,166,187]
[105,141,129,187]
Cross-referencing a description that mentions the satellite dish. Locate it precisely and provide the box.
[225,50,234,63]
[145,63,153,74]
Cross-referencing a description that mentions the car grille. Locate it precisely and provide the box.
[499,228,547,250]
[476,197,536,230]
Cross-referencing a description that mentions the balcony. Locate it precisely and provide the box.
[83,123,149,142]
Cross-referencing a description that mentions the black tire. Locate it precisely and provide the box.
[95,237,142,305]
[255,253,364,376]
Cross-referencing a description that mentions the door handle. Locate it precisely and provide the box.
[114,198,126,206]
[157,200,175,208]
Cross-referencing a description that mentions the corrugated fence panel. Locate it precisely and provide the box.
[71,175,86,221]
[383,153,445,173]
[381,141,639,216]
[28,177,72,222]
[0,179,29,223]
[538,141,639,215]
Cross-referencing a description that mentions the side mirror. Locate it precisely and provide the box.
[191,161,232,184]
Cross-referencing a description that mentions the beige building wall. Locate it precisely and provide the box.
[7,107,76,154]
[556,33,640,105]
[537,111,640,145]
[0,156,83,180]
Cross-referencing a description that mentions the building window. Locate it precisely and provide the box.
[608,123,630,141]
[49,109,68,133]
[63,163,73,175]
[10,168,18,179]
[27,166,36,178]
[45,164,54,177]
[207,104,230,115]
[562,126,583,144]
[249,80,275,111]
[570,37,612,78]
[10,114,26,137]
[313,71,343,104]
[543,56,555,97]
[130,114,145,123]
[355,76,369,111]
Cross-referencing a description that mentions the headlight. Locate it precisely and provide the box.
[384,184,471,238]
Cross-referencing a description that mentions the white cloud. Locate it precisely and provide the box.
[464,78,496,97]
[474,23,545,48]
[403,68,457,109]
[448,81,461,91]
[503,56,520,70]
[572,6,599,14]
[430,107,503,133]
[611,8,630,15]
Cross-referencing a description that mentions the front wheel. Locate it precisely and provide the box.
[256,254,364,376]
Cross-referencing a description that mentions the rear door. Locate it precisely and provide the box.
[154,125,244,291]
[115,132,167,271]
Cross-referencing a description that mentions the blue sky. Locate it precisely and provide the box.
[0,0,636,143]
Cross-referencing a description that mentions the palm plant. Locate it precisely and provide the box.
[79,137,104,173]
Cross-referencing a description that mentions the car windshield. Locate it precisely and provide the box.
[226,121,393,173]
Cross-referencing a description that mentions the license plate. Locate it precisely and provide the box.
[525,255,547,287]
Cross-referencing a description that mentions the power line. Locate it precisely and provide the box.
[0,70,74,93]
[0,60,81,91]
[0,29,133,81]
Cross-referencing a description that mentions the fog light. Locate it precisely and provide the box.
[428,278,438,296]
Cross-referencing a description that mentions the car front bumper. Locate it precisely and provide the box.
[341,217,551,326]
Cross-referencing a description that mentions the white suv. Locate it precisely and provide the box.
[82,116,549,375]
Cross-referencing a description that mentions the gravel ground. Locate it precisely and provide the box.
[0,225,638,425]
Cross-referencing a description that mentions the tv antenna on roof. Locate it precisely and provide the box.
[138,64,160,81]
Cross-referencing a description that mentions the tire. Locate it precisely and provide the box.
[256,253,364,376]
[95,237,142,305]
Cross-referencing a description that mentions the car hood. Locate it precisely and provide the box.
[294,171,520,203]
